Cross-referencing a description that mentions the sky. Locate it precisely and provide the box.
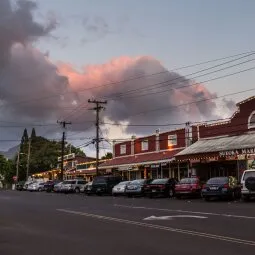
[1,0,255,156]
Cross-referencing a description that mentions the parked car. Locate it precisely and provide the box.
[44,180,61,192]
[60,179,87,193]
[85,176,122,196]
[27,181,45,192]
[112,181,130,196]
[53,182,63,193]
[144,178,176,198]
[175,177,202,198]
[201,176,241,201]
[16,181,25,191]
[126,179,152,197]
[241,169,255,201]
[23,181,33,190]
[84,181,93,194]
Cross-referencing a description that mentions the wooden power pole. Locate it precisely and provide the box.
[57,120,71,181]
[88,99,107,176]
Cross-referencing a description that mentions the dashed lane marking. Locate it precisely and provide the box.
[57,209,255,246]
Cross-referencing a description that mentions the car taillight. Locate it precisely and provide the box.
[202,184,207,189]
[223,184,229,188]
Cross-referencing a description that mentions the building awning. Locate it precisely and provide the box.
[99,149,182,169]
[176,133,255,159]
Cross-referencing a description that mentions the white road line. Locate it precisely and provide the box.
[143,215,208,220]
[114,204,255,220]
[57,209,255,246]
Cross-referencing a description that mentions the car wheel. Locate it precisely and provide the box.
[242,195,250,202]
[38,188,42,192]
[229,191,235,201]
[127,194,132,198]
[75,188,80,193]
[204,197,210,201]
[169,189,174,198]
[176,195,181,199]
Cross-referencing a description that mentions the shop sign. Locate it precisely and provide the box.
[247,154,255,160]
[219,148,255,157]
[161,162,168,167]
[150,164,160,168]
[118,166,132,171]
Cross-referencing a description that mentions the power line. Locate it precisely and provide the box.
[2,50,254,108]
[117,83,255,119]
[0,121,253,144]
[105,53,255,99]
[106,60,255,101]
[59,53,255,121]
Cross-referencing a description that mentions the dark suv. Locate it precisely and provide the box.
[44,180,61,192]
[85,176,123,195]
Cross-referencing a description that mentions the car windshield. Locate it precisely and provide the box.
[130,179,145,185]
[207,177,228,184]
[117,181,130,186]
[63,180,75,184]
[179,178,198,184]
[151,179,168,184]
[243,171,255,180]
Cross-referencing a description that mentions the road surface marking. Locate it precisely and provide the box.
[143,215,208,220]
[57,209,255,246]
[114,204,255,220]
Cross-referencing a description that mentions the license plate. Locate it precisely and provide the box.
[97,188,101,191]
[210,187,218,190]
[152,190,156,192]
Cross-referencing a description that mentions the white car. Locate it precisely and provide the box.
[112,181,130,196]
[241,169,255,201]
[27,182,45,192]
[60,179,87,193]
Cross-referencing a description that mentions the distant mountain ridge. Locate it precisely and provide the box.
[0,145,19,159]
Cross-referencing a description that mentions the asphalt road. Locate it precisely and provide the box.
[0,191,255,255]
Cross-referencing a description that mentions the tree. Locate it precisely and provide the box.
[21,128,29,145]
[31,128,36,140]
[0,154,15,184]
[101,152,112,160]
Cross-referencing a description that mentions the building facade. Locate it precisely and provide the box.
[176,96,255,181]
[100,127,191,181]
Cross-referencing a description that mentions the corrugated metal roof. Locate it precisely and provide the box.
[176,133,255,156]
[99,149,182,168]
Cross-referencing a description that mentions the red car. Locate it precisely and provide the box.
[175,177,202,199]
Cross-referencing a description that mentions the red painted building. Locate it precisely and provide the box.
[101,96,255,181]
[100,128,189,180]
[176,96,255,181]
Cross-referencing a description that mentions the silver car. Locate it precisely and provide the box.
[61,179,87,193]
[53,182,63,192]
[27,182,45,192]
[112,181,130,196]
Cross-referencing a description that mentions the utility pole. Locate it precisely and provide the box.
[26,138,31,181]
[88,99,107,176]
[57,120,72,181]
[16,147,20,183]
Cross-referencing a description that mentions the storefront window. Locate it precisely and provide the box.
[130,171,137,180]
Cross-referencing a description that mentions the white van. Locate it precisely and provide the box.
[241,169,255,201]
